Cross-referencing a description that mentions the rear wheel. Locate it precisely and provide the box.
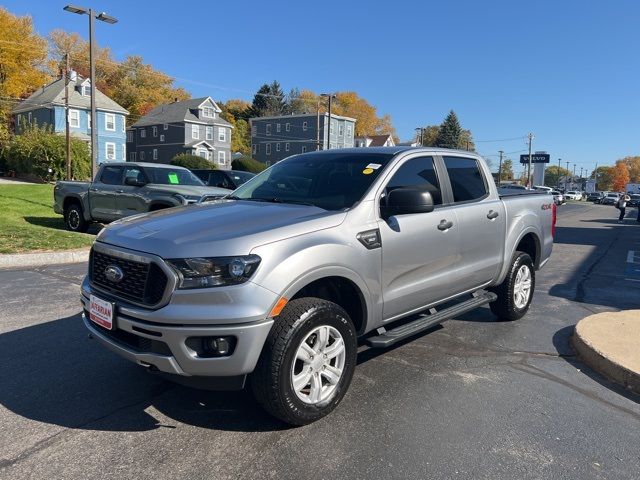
[251,297,357,426]
[489,251,535,321]
[64,202,89,233]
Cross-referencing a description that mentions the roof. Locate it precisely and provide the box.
[250,112,357,123]
[355,134,394,146]
[99,162,188,169]
[12,75,129,115]
[293,146,483,156]
[131,97,232,128]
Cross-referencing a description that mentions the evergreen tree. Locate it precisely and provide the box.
[248,81,287,118]
[435,110,462,149]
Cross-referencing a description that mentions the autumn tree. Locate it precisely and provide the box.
[499,159,515,181]
[611,161,630,192]
[220,99,251,155]
[618,156,640,183]
[0,8,50,120]
[544,165,572,187]
[593,166,614,191]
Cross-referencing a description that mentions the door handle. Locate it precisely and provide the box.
[487,210,499,219]
[89,187,99,192]
[116,189,124,193]
[437,219,453,231]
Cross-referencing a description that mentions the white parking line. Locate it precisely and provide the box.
[627,250,640,264]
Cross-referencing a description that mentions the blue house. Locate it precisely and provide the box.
[12,72,129,163]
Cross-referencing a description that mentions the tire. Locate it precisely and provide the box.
[489,251,535,321]
[64,202,90,233]
[251,297,357,426]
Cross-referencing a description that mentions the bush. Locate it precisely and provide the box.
[231,155,267,173]
[170,153,216,170]
[4,124,91,180]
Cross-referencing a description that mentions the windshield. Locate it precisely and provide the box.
[229,171,255,186]
[144,167,204,186]
[231,152,396,210]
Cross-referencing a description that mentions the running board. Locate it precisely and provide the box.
[365,290,497,348]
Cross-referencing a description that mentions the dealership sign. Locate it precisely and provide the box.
[520,153,550,164]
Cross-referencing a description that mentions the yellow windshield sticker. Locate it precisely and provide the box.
[362,168,374,175]
[168,173,179,184]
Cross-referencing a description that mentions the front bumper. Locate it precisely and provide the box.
[81,290,274,380]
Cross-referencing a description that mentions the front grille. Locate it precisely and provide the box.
[90,249,169,306]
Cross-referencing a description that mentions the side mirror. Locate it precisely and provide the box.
[125,176,146,187]
[381,186,434,219]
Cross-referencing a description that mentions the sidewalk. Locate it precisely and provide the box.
[0,248,90,269]
[573,310,640,394]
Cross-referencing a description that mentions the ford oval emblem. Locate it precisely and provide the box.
[104,265,124,283]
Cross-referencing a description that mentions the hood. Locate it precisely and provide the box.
[145,184,228,197]
[97,200,346,258]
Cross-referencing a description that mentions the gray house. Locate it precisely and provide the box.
[126,97,233,169]
[250,113,356,164]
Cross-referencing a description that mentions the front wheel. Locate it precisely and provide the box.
[251,298,357,425]
[64,203,90,233]
[489,251,535,321]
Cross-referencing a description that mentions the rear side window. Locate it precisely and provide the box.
[385,156,442,205]
[443,156,487,202]
[100,166,123,185]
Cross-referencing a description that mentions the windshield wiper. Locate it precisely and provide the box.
[243,197,318,207]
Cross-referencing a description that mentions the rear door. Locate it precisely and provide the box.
[378,154,461,320]
[90,165,123,221]
[441,155,505,292]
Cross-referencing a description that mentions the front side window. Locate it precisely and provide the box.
[192,124,199,139]
[100,165,123,184]
[443,156,487,202]
[232,152,395,211]
[105,113,115,131]
[124,166,145,183]
[384,156,442,205]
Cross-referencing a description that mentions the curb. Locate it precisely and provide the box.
[572,311,640,395]
[0,248,90,269]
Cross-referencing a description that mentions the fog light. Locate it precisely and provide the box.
[206,337,231,355]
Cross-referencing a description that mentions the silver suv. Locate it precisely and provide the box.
[82,147,554,424]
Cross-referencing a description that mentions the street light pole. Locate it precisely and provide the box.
[557,158,561,188]
[498,150,504,185]
[64,5,117,179]
[566,161,570,189]
[527,132,534,188]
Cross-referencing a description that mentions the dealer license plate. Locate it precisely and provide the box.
[89,294,114,330]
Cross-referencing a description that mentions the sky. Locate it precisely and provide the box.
[5,0,640,173]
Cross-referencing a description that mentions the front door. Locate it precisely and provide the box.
[378,155,461,321]
[90,165,123,222]
[441,155,505,292]
[117,165,149,216]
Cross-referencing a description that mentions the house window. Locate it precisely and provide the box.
[105,113,116,131]
[69,109,80,128]
[192,124,199,139]
[160,134,165,142]
[140,151,145,160]
[122,144,126,160]
[202,106,214,118]
[286,123,290,132]
[276,143,280,152]
[266,124,271,136]
[339,125,344,136]
[82,84,91,96]
[276,123,281,133]
[140,128,146,138]
[285,142,290,152]
[252,144,257,155]
[105,142,116,160]
[126,131,133,142]
[122,118,125,132]
[163,123,168,130]
[302,146,307,153]
[152,148,158,160]
[302,121,308,131]
[330,122,334,135]
[197,149,208,159]
[218,127,226,142]
[152,126,158,137]
[266,143,271,155]
[129,152,136,161]
[206,126,213,140]
[251,125,256,136]
[28,112,32,124]
[87,115,91,130]
[347,125,352,136]
[218,151,225,165]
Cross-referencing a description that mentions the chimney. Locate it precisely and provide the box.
[69,70,78,82]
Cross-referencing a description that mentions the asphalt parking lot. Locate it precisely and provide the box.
[1,202,639,480]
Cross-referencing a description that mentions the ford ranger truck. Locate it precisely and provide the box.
[54,162,228,232]
[81,147,555,425]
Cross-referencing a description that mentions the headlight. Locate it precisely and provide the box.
[166,255,261,289]
[174,194,203,205]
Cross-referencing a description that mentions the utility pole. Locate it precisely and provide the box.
[316,102,320,150]
[557,158,561,188]
[320,93,335,150]
[527,132,534,188]
[415,127,423,147]
[64,53,71,180]
[566,161,570,189]
[498,150,504,185]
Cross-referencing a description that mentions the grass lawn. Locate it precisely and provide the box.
[0,184,95,254]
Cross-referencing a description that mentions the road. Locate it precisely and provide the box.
[1,202,639,480]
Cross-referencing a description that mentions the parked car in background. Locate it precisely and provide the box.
[627,194,640,207]
[533,185,553,193]
[551,190,565,205]
[499,183,528,191]
[587,192,605,202]
[80,147,555,425]
[601,192,621,205]
[564,191,582,201]
[54,162,228,232]
[191,169,255,190]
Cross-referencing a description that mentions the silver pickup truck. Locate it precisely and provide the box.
[54,162,228,232]
[80,147,555,425]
